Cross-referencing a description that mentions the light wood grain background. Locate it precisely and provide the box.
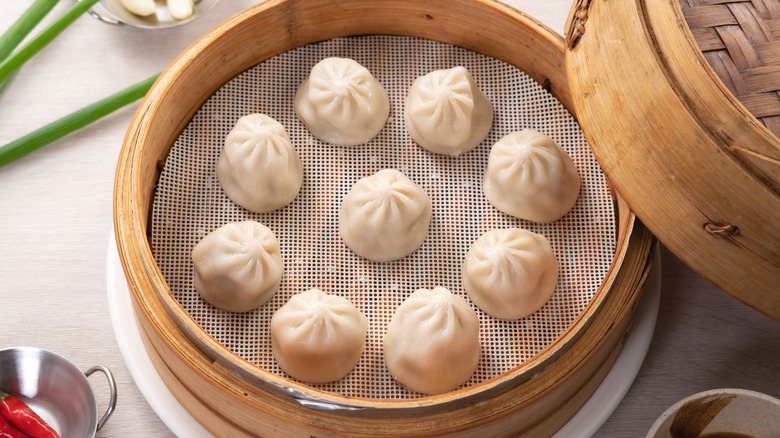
[1,1,778,436]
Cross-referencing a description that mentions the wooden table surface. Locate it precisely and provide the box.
[1,1,778,436]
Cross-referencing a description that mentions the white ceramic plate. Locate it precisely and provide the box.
[106,231,661,437]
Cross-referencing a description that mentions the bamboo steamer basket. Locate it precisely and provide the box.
[565,0,780,320]
[113,0,656,436]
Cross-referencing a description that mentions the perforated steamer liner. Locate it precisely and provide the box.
[151,34,615,400]
[114,0,656,435]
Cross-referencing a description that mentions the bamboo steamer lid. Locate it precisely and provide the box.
[564,0,780,320]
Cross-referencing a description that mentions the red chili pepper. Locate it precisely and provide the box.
[0,391,58,438]
[0,413,30,438]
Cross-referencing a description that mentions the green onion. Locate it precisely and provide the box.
[0,0,59,62]
[0,0,100,86]
[0,0,59,92]
[0,73,160,167]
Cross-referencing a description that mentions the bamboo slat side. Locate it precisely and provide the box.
[681,0,780,137]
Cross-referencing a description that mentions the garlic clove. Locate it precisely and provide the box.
[119,0,156,17]
[167,0,194,20]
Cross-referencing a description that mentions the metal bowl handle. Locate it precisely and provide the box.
[85,366,117,431]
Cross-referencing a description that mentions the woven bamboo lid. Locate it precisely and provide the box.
[564,0,780,319]
[681,0,780,137]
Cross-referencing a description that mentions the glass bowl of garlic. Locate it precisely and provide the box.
[88,0,221,29]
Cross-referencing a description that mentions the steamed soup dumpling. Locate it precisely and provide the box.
[383,286,480,395]
[295,57,390,145]
[462,228,558,320]
[405,66,493,156]
[192,221,283,313]
[271,289,368,383]
[484,129,580,223]
[217,114,303,213]
[339,169,432,262]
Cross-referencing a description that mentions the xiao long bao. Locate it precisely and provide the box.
[484,129,580,223]
[383,286,481,395]
[217,114,303,213]
[404,66,493,156]
[271,289,368,383]
[191,221,283,313]
[295,57,390,146]
[462,228,559,320]
[339,169,432,262]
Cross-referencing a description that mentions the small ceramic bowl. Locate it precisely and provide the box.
[647,388,780,438]
[0,347,117,438]
[88,0,221,29]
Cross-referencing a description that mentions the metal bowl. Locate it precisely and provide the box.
[88,0,222,29]
[0,347,116,438]
[647,388,780,438]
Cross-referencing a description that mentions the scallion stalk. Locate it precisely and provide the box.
[0,73,160,167]
[0,0,100,86]
[0,0,59,62]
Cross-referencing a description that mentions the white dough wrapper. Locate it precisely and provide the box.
[339,169,432,262]
[404,66,493,156]
[271,289,368,383]
[383,286,480,395]
[192,221,283,313]
[217,114,304,213]
[462,228,559,320]
[295,57,390,146]
[484,129,581,223]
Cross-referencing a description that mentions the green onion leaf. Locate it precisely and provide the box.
[0,73,160,167]
[0,0,59,62]
[0,0,100,86]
